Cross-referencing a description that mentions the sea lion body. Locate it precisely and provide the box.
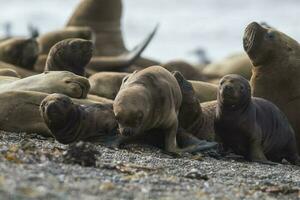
[190,80,217,103]
[202,53,252,80]
[244,22,300,153]
[0,61,37,77]
[0,69,20,78]
[45,38,93,76]
[89,72,129,99]
[0,71,90,98]
[0,38,39,70]
[214,74,299,164]
[40,94,118,144]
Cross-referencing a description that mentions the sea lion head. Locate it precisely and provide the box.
[42,71,91,98]
[40,94,77,143]
[113,75,148,136]
[218,74,251,109]
[45,38,94,76]
[243,22,299,66]
[0,38,39,69]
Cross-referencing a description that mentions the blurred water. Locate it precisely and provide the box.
[0,0,299,62]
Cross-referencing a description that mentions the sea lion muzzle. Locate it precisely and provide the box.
[243,22,266,54]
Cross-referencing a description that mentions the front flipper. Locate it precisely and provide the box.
[248,139,277,165]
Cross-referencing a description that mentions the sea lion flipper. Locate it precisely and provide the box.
[123,24,159,66]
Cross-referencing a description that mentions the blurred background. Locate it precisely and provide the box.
[0,0,299,63]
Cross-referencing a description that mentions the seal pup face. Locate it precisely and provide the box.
[0,38,39,69]
[42,71,91,98]
[46,38,94,76]
[113,85,148,136]
[218,74,251,109]
[243,22,299,66]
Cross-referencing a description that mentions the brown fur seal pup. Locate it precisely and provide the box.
[113,66,214,154]
[0,61,37,77]
[0,38,39,70]
[214,74,300,165]
[45,38,93,76]
[40,93,118,144]
[173,71,216,141]
[0,68,20,78]
[0,71,90,98]
[162,60,206,81]
[89,72,129,99]
[244,22,300,153]
[202,52,252,80]
[67,0,159,68]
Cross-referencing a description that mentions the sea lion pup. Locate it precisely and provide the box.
[214,74,300,165]
[67,0,159,68]
[0,68,20,78]
[244,22,300,153]
[45,38,94,76]
[113,66,215,154]
[202,52,252,80]
[40,93,118,144]
[0,71,90,99]
[89,72,129,99]
[0,38,39,70]
[173,72,216,141]
[162,60,206,81]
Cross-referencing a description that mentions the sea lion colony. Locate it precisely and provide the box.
[0,0,299,167]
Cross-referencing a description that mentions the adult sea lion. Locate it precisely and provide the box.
[0,61,37,77]
[214,74,300,164]
[40,93,118,144]
[244,22,300,153]
[0,38,39,70]
[202,52,252,80]
[89,71,217,102]
[45,38,94,76]
[162,60,206,81]
[0,71,90,98]
[66,0,159,68]
[113,66,215,154]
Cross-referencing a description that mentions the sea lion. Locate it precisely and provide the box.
[45,38,94,76]
[214,74,300,164]
[37,26,94,55]
[173,71,216,141]
[40,93,118,144]
[0,68,20,78]
[202,52,252,80]
[0,61,37,77]
[66,0,159,68]
[244,22,300,153]
[113,66,214,154]
[0,91,111,136]
[162,60,206,81]
[0,38,39,70]
[89,71,217,102]
[0,76,20,85]
[0,71,90,98]
[89,72,129,99]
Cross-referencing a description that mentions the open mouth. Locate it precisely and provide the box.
[243,23,258,53]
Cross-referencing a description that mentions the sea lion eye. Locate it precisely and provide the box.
[266,32,275,40]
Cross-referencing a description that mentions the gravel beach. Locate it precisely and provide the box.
[0,131,299,200]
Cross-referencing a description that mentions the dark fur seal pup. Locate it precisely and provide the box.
[0,38,39,70]
[214,74,300,165]
[173,71,216,141]
[40,93,118,144]
[244,22,300,153]
[113,66,216,154]
[45,38,94,76]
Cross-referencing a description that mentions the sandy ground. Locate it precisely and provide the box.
[0,131,299,200]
